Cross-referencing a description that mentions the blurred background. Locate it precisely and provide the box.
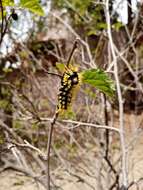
[0,0,143,190]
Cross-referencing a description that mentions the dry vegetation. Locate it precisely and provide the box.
[0,0,143,190]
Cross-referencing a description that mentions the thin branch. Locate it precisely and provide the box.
[21,94,41,122]
[127,178,143,189]
[0,157,46,188]
[0,0,4,45]
[50,12,96,67]
[38,117,120,133]
[0,0,4,44]
[105,0,128,188]
[66,39,79,68]
[45,112,58,190]
[0,120,45,170]
[103,95,109,158]
[7,140,46,159]
[44,70,62,78]
[66,170,96,190]
[0,2,13,46]
[17,116,120,133]
[103,95,119,189]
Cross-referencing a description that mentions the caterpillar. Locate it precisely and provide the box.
[57,66,81,113]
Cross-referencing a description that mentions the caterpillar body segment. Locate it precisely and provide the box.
[57,65,81,114]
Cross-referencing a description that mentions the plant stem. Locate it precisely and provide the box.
[46,112,58,190]
[66,39,79,68]
[0,0,4,45]
[105,0,128,188]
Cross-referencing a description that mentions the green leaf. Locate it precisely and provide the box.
[87,30,96,36]
[20,0,45,16]
[2,0,14,6]
[96,22,107,30]
[81,69,115,97]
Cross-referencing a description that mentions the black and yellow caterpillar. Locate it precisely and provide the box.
[57,65,81,113]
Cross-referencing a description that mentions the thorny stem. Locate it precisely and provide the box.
[106,0,128,188]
